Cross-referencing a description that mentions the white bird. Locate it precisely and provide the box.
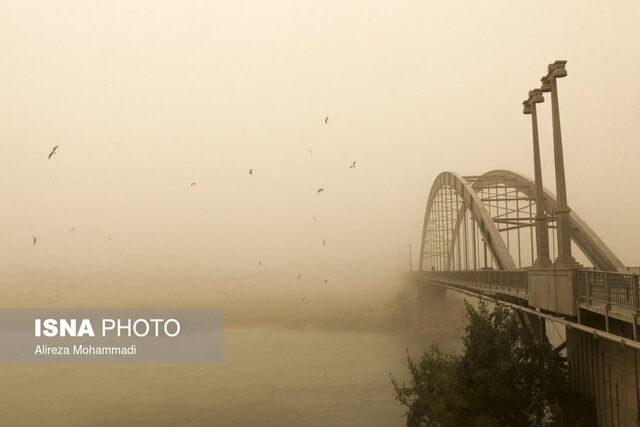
[349,161,357,169]
[48,145,58,159]
[308,150,313,154]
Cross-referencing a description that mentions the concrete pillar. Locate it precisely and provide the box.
[523,89,551,266]
[415,281,446,327]
[541,60,579,267]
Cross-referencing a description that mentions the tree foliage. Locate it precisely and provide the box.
[391,300,596,426]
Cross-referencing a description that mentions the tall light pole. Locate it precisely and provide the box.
[523,89,551,265]
[540,60,578,266]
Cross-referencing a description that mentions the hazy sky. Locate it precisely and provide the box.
[1,1,639,303]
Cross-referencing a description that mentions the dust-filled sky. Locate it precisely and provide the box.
[1,1,639,306]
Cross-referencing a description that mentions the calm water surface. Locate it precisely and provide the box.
[0,327,461,426]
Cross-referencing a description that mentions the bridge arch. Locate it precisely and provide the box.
[475,170,625,272]
[419,170,625,272]
[419,171,516,271]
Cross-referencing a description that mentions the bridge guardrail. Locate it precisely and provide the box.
[576,269,640,311]
[419,270,529,292]
[418,269,640,313]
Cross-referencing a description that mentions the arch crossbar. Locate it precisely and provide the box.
[475,170,625,272]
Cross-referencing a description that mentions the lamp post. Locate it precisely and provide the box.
[540,60,578,266]
[523,89,551,265]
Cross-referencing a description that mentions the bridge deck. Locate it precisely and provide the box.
[413,271,528,302]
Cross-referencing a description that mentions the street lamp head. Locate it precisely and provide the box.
[529,89,544,104]
[549,60,568,79]
[522,99,531,115]
[540,76,552,92]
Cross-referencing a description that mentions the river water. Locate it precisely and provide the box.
[0,326,462,426]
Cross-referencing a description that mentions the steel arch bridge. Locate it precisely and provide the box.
[412,169,640,426]
[418,170,626,274]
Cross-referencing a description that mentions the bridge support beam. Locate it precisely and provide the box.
[516,309,547,342]
[528,267,577,316]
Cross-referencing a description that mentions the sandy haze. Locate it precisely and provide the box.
[2,1,640,315]
[2,1,638,426]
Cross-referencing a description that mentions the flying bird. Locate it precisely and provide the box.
[349,161,357,169]
[324,116,329,124]
[48,145,58,159]
[258,262,262,266]
[324,279,329,283]
[190,182,196,187]
[322,239,326,246]
[300,297,306,302]
[308,150,313,154]
[297,274,302,280]
[317,188,324,194]
[249,169,253,175]
[68,227,76,232]
[32,236,37,245]
[313,215,317,222]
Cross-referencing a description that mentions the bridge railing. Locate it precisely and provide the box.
[418,268,640,313]
[576,269,640,311]
[419,270,529,292]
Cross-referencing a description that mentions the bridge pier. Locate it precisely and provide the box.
[528,267,578,316]
[567,327,640,426]
[414,281,447,327]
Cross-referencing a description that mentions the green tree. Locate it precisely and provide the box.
[391,300,596,427]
